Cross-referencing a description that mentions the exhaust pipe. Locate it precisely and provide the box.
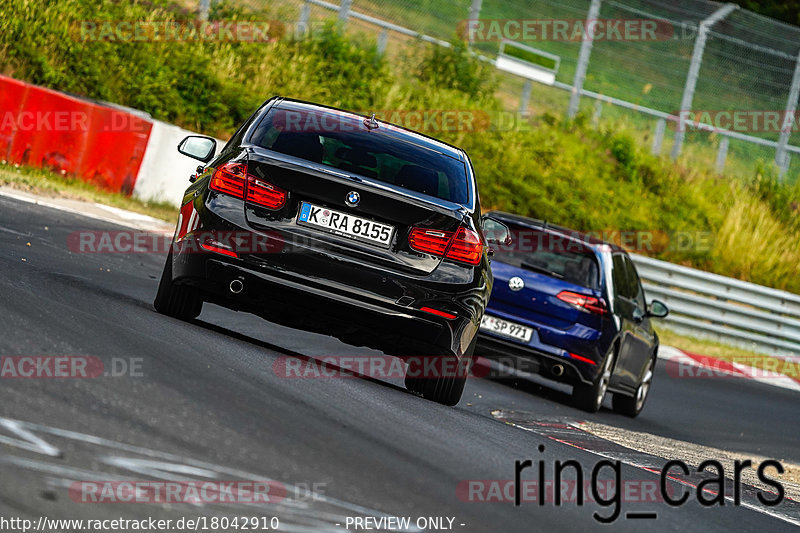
[551,364,564,377]
[229,279,244,294]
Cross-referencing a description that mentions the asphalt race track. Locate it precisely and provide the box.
[1,193,798,532]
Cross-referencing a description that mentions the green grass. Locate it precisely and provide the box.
[657,328,800,380]
[0,163,176,222]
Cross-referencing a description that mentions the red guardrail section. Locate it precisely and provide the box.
[0,75,153,195]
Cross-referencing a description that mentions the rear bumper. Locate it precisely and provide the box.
[476,331,600,385]
[166,189,491,358]
[171,238,483,359]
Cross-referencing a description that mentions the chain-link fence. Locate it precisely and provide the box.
[230,0,800,182]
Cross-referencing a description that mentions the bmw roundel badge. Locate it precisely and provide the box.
[346,191,360,207]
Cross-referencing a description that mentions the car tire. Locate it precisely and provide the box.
[612,355,655,418]
[153,250,203,320]
[405,337,476,407]
[572,348,616,413]
[406,372,467,407]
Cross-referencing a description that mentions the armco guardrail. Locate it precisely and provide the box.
[631,254,800,359]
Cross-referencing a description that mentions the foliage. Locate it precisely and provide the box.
[729,1,800,26]
[2,0,800,291]
[412,38,498,103]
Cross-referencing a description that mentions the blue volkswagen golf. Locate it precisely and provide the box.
[478,212,669,416]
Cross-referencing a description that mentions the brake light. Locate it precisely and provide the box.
[247,176,286,209]
[445,227,483,266]
[209,162,285,210]
[210,162,246,197]
[408,226,483,266]
[557,291,608,315]
[409,228,453,256]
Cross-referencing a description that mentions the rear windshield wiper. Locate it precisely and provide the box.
[521,260,564,279]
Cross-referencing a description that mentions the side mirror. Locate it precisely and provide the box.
[483,217,512,246]
[178,136,217,163]
[647,299,669,319]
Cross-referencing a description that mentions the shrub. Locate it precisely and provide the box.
[2,0,799,292]
[412,38,497,103]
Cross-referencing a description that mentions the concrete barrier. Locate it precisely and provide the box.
[132,120,225,207]
[0,74,152,194]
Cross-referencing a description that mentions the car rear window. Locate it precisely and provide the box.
[249,106,469,204]
[491,226,601,289]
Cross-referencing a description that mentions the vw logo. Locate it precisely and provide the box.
[509,276,525,291]
[346,191,360,207]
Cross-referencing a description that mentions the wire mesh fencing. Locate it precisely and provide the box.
[227,0,800,182]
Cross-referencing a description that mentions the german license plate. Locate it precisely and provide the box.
[480,314,534,343]
[297,202,394,248]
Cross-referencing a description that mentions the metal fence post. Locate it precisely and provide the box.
[775,51,800,178]
[716,136,729,174]
[520,80,532,114]
[652,119,665,155]
[338,0,352,27]
[296,1,311,38]
[468,0,483,45]
[592,99,602,127]
[567,0,601,118]
[671,3,737,161]
[199,0,210,21]
[377,29,388,55]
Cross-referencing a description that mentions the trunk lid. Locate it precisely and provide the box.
[244,147,466,275]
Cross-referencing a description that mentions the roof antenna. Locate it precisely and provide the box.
[364,113,379,130]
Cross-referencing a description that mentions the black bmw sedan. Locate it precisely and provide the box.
[154,97,506,406]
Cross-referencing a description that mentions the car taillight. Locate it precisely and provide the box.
[445,227,483,266]
[210,162,247,197]
[246,176,286,210]
[209,162,285,210]
[557,291,608,315]
[408,226,483,266]
[409,228,453,256]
